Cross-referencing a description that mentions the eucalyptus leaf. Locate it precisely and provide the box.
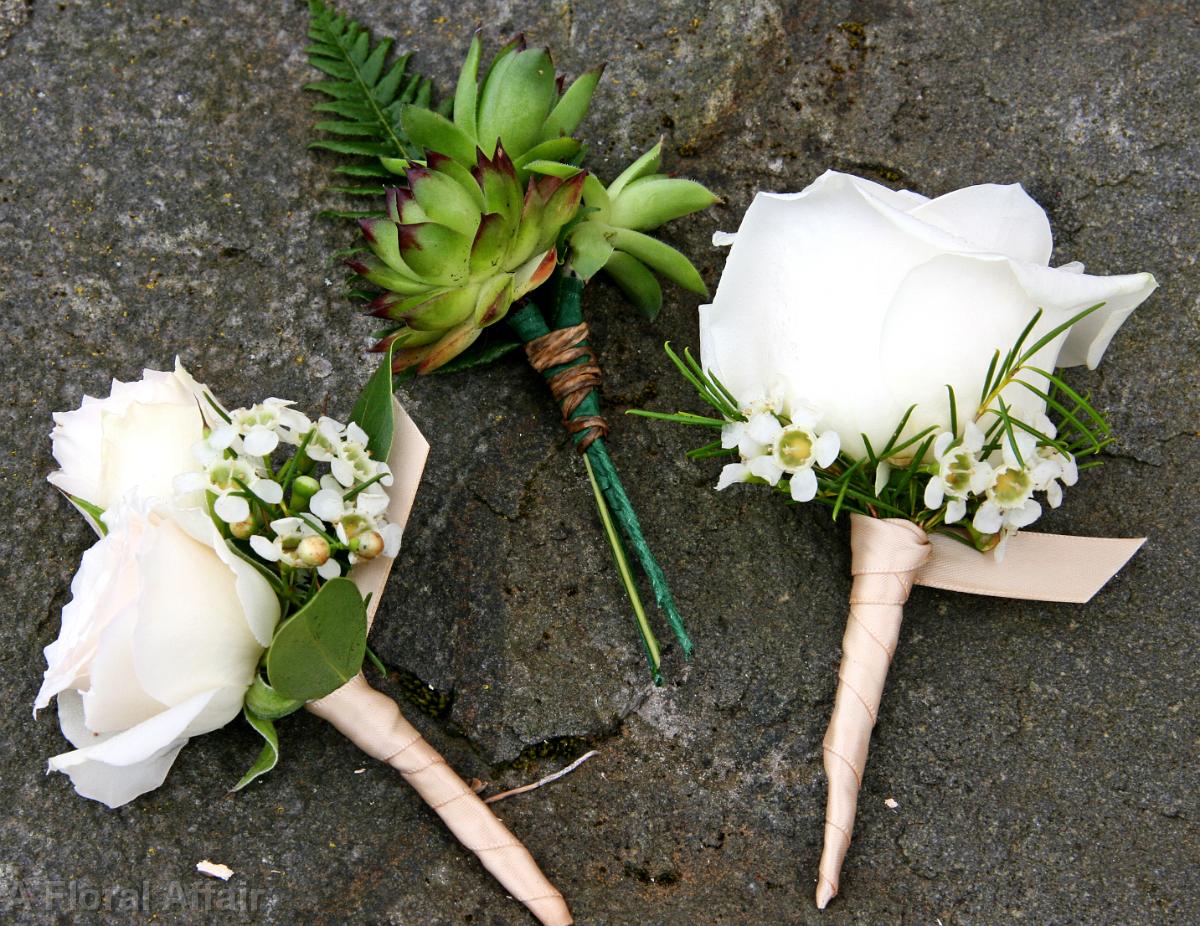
[266,578,368,701]
[230,708,280,792]
[349,343,395,460]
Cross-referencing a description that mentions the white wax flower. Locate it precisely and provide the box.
[229,399,313,457]
[35,503,279,807]
[923,422,993,524]
[47,360,216,529]
[699,171,1158,459]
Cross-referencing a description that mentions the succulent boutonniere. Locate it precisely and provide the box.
[305,1,718,680]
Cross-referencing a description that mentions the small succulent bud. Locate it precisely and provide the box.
[565,140,715,320]
[228,518,257,540]
[297,535,331,567]
[350,530,384,560]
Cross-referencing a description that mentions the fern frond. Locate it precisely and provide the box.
[305,0,436,165]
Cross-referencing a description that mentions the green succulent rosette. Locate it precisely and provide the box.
[352,148,584,373]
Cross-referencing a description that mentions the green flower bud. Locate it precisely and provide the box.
[289,474,321,511]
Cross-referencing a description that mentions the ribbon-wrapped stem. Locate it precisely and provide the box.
[308,675,572,926]
[507,272,692,679]
[311,402,571,925]
[814,514,1143,906]
[816,515,929,909]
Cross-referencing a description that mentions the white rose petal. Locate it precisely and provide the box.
[49,686,241,809]
[48,365,215,525]
[700,171,1158,459]
[39,505,279,807]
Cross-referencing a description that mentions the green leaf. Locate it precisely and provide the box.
[309,138,397,158]
[349,345,396,460]
[453,32,483,137]
[333,163,393,179]
[65,493,107,535]
[608,227,707,295]
[603,251,662,319]
[512,137,584,173]
[430,332,524,375]
[610,176,718,232]
[540,66,603,142]
[522,159,585,180]
[266,578,368,702]
[230,709,280,792]
[400,104,478,165]
[244,674,305,720]
[568,221,616,281]
[607,141,663,200]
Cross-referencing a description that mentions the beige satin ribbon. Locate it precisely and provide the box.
[309,675,572,926]
[306,399,572,926]
[816,514,1143,908]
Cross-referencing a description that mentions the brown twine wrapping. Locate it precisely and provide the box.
[525,323,609,453]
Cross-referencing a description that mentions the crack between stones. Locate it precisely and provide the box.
[1102,430,1193,468]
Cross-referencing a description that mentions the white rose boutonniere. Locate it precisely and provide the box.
[636,170,1156,908]
[38,351,571,925]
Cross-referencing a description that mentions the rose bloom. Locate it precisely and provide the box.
[39,364,279,807]
[47,360,214,528]
[700,171,1157,459]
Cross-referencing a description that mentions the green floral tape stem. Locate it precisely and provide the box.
[508,273,693,669]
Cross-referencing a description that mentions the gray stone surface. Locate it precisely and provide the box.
[1,0,1197,923]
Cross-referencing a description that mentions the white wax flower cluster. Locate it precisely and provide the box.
[176,405,401,579]
[925,417,1078,534]
[716,388,840,503]
[714,385,1080,552]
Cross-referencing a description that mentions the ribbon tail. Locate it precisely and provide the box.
[918,532,1145,603]
[308,675,573,926]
